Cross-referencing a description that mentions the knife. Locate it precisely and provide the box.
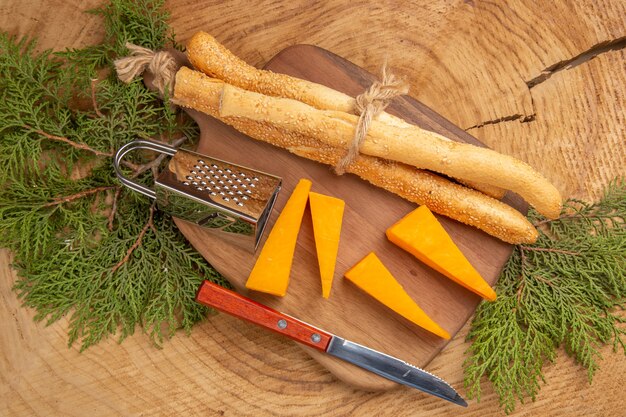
[195,281,467,407]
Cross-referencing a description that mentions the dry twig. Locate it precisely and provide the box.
[111,203,156,274]
[90,79,104,118]
[107,187,122,231]
[518,246,580,256]
[130,136,188,178]
[44,186,117,207]
[24,124,112,157]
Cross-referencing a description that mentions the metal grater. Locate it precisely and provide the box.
[114,139,282,252]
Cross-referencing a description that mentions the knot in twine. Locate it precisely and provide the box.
[334,65,409,175]
[114,43,178,96]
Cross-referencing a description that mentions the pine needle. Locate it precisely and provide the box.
[0,0,225,351]
[464,178,626,413]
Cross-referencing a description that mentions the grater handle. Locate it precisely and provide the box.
[113,139,178,199]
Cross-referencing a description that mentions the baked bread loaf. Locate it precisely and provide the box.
[218,84,562,219]
[173,67,539,244]
[186,31,506,199]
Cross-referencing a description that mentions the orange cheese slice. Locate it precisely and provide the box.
[386,205,496,301]
[309,192,345,298]
[245,179,312,296]
[344,252,450,339]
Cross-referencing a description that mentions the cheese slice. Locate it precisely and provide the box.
[309,192,345,298]
[386,205,496,301]
[344,252,450,339]
[245,179,312,296]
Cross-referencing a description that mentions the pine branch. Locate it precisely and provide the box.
[518,246,580,256]
[90,78,104,118]
[532,213,583,227]
[43,185,117,207]
[107,187,122,231]
[1,0,214,352]
[111,202,155,273]
[465,177,626,413]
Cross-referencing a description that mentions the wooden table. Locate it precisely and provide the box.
[1,1,625,415]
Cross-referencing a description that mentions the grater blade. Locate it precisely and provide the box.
[155,148,282,252]
[166,150,278,220]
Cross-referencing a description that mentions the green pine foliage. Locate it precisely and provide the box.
[0,0,225,351]
[464,178,626,413]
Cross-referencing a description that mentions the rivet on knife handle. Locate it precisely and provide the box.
[196,280,332,351]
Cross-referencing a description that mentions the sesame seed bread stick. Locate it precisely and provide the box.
[219,84,562,219]
[173,67,538,243]
[186,31,505,199]
[186,31,405,128]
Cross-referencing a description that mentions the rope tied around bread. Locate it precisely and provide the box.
[334,65,409,175]
[114,43,178,96]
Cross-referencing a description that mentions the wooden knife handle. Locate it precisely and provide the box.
[196,280,333,351]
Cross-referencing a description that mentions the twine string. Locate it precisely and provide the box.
[114,43,178,96]
[334,65,408,175]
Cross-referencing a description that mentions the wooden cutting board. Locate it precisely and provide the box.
[175,45,525,391]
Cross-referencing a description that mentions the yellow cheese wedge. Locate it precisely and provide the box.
[309,192,345,298]
[245,179,312,296]
[344,252,450,339]
[386,205,496,301]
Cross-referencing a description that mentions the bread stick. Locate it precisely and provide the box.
[186,31,505,199]
[218,84,562,219]
[173,67,538,243]
[186,32,403,124]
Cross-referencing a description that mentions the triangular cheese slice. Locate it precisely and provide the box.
[344,252,450,339]
[309,192,345,298]
[245,179,312,296]
[386,205,496,301]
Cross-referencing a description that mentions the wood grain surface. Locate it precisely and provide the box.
[175,43,523,391]
[1,0,625,416]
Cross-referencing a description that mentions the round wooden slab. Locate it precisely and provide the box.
[175,45,525,391]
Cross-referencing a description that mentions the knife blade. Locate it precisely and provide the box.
[195,280,467,407]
